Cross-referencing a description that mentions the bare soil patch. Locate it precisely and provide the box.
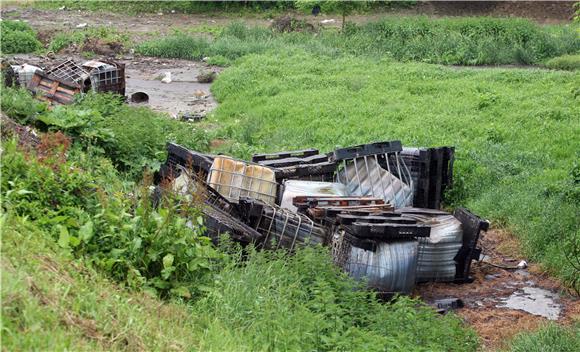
[416,229,579,350]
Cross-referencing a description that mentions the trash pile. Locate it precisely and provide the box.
[5,58,125,104]
[157,141,489,295]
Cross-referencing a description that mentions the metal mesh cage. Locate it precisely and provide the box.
[46,59,89,87]
[240,199,328,251]
[89,63,125,95]
[331,229,418,294]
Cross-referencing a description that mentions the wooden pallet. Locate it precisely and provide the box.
[27,71,80,105]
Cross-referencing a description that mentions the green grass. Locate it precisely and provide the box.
[137,18,579,66]
[1,212,478,351]
[544,54,580,71]
[506,323,580,352]
[28,0,295,16]
[207,50,580,289]
[1,214,203,350]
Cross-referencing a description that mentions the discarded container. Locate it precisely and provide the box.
[84,60,126,95]
[166,165,263,245]
[253,149,336,182]
[280,180,347,212]
[207,157,277,205]
[400,211,463,282]
[239,198,328,250]
[332,141,414,209]
[398,147,455,209]
[11,64,42,88]
[342,234,419,294]
[452,207,489,282]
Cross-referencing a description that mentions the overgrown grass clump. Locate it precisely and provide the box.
[209,51,580,288]
[544,54,580,71]
[48,26,129,53]
[507,323,580,352]
[137,18,579,66]
[0,20,42,54]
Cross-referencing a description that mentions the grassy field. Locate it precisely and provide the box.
[206,50,580,289]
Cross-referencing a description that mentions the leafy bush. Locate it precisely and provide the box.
[544,54,580,71]
[194,246,478,351]
[1,89,210,178]
[137,18,579,66]
[507,323,580,352]
[0,20,42,54]
[1,139,221,299]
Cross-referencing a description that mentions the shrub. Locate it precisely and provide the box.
[1,88,210,179]
[0,20,42,54]
[1,139,220,299]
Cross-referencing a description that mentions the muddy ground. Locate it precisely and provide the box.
[416,229,579,350]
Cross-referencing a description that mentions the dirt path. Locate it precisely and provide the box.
[416,229,579,351]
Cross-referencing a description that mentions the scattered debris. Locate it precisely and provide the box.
[157,140,489,296]
[271,16,316,33]
[160,72,172,84]
[432,298,464,314]
[9,63,43,88]
[180,112,204,122]
[320,19,336,24]
[76,23,87,29]
[17,58,126,104]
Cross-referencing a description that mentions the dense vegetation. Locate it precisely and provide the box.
[207,50,580,289]
[1,89,209,178]
[0,20,42,54]
[137,18,579,66]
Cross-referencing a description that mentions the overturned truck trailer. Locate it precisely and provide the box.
[157,140,489,294]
